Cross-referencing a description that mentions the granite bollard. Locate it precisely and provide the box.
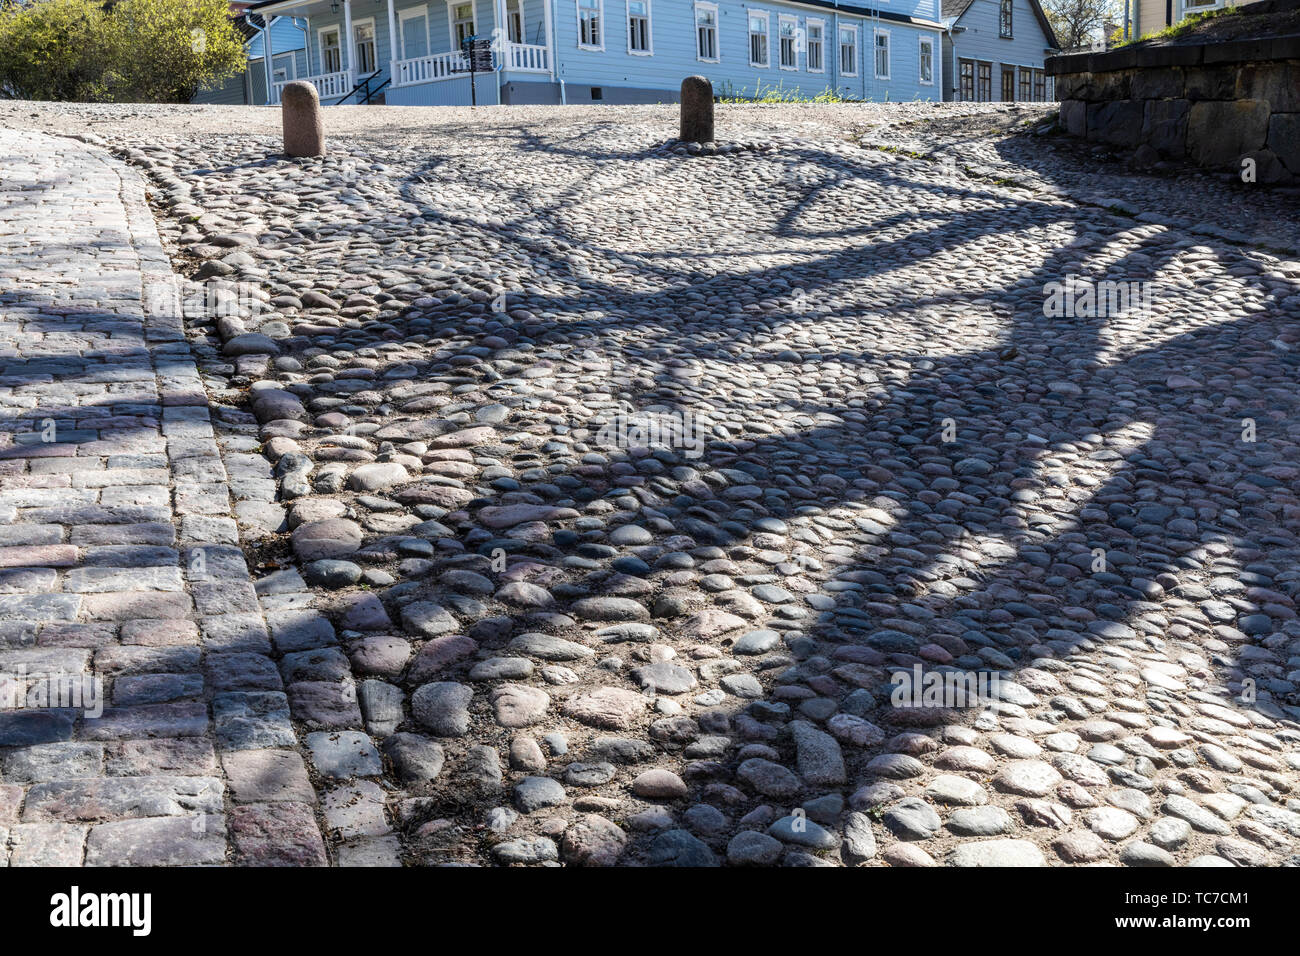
[680,76,714,144]
[281,80,325,158]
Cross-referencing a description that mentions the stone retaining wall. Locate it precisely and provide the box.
[1046,3,1300,182]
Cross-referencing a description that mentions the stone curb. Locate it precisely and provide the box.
[80,135,333,866]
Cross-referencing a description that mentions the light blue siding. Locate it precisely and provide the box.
[253,0,946,105]
[387,73,503,102]
[300,0,505,101]
[550,0,941,101]
[943,0,1056,101]
[195,17,307,103]
[192,71,250,105]
[247,18,309,61]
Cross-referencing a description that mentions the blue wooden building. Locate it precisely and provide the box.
[238,0,948,105]
[940,0,1058,101]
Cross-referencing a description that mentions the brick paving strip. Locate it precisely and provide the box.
[0,129,335,866]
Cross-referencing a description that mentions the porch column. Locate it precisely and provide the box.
[495,0,508,55]
[542,0,554,76]
[343,0,354,77]
[304,17,312,75]
[387,0,399,72]
[263,17,275,105]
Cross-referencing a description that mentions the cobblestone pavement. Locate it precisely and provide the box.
[0,128,329,866]
[3,104,1300,867]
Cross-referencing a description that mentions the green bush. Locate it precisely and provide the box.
[0,0,245,102]
[0,0,111,100]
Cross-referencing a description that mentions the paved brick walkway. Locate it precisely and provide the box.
[0,130,329,866]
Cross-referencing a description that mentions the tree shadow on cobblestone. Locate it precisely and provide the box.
[132,125,1300,864]
[378,139,1300,863]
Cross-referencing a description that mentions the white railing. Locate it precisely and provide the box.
[505,42,549,73]
[393,42,550,87]
[394,50,472,86]
[272,70,354,103]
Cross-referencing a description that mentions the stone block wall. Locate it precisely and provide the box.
[1046,15,1300,182]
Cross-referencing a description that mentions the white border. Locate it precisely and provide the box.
[398,6,429,59]
[748,10,770,69]
[778,14,798,70]
[627,0,653,56]
[576,0,604,50]
[317,24,342,73]
[838,22,856,78]
[918,33,934,85]
[694,1,719,62]
[805,17,824,73]
[449,0,476,51]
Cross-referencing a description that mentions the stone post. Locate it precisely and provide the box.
[281,81,325,158]
[680,76,714,144]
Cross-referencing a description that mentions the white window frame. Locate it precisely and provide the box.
[873,27,889,81]
[694,1,719,62]
[507,0,523,42]
[318,25,342,73]
[918,34,934,86]
[838,24,856,78]
[399,7,430,60]
[778,14,798,70]
[805,17,824,73]
[271,51,296,83]
[450,1,476,49]
[626,0,652,56]
[748,10,770,69]
[352,17,378,76]
[577,0,604,50]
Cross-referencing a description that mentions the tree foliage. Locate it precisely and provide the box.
[0,0,245,102]
[1041,0,1120,50]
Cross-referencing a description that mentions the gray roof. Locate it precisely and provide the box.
[942,0,977,20]
[944,0,1059,49]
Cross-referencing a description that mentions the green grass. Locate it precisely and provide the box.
[1112,7,1238,46]
[715,80,855,104]
[863,142,929,160]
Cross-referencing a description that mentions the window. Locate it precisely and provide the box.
[779,16,797,69]
[1001,64,1015,100]
[873,28,889,79]
[977,61,992,101]
[999,0,1012,37]
[839,25,856,77]
[272,52,295,83]
[509,3,523,42]
[918,36,933,85]
[628,0,651,54]
[320,27,341,73]
[959,59,973,100]
[354,20,376,74]
[806,19,824,73]
[749,12,769,68]
[695,2,718,61]
[453,3,475,47]
[578,0,602,49]
[400,11,428,59]
[1019,68,1031,101]
[1033,69,1045,101]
